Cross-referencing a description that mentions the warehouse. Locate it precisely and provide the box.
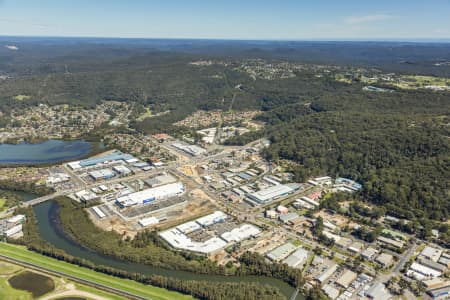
[196,211,227,227]
[113,165,131,175]
[5,224,22,237]
[247,184,294,204]
[220,224,261,243]
[267,242,297,262]
[160,228,227,255]
[316,263,338,283]
[172,142,206,156]
[139,217,159,227]
[116,182,185,207]
[89,169,115,180]
[68,151,136,169]
[145,173,177,187]
[336,269,357,288]
[283,248,308,268]
[177,221,202,234]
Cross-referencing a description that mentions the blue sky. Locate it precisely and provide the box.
[0,0,449,40]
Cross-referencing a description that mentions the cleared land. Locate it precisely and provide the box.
[0,243,193,300]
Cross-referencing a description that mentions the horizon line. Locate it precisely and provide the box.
[1,34,450,44]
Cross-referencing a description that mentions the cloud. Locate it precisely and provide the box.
[344,14,393,25]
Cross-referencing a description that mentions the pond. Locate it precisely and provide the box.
[34,201,304,299]
[0,139,97,165]
[8,271,55,298]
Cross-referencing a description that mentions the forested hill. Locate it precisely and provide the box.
[228,78,450,222]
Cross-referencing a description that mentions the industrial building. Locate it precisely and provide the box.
[375,253,394,267]
[267,242,298,262]
[144,173,177,187]
[160,228,227,255]
[315,263,338,283]
[365,282,392,300]
[4,224,22,237]
[420,246,443,262]
[89,169,115,180]
[283,248,308,268]
[116,182,185,208]
[75,190,100,202]
[196,211,227,227]
[220,224,261,243]
[160,211,258,255]
[172,142,206,156]
[68,151,136,170]
[336,269,357,288]
[113,165,131,175]
[247,184,295,204]
[138,217,159,227]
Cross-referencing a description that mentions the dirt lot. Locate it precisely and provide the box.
[89,188,217,238]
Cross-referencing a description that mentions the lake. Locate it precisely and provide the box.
[34,201,304,299]
[0,140,94,165]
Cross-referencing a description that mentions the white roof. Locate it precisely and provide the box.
[117,182,184,207]
[67,161,81,169]
[177,221,201,234]
[421,246,443,262]
[409,262,442,277]
[7,214,25,223]
[160,228,227,254]
[220,224,261,243]
[283,248,308,268]
[139,217,159,227]
[5,224,22,236]
[249,184,293,203]
[92,206,106,218]
[196,211,227,227]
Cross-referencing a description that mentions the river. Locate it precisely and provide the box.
[0,140,96,165]
[33,201,303,299]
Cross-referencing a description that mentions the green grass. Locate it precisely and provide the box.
[75,283,128,300]
[0,261,21,275]
[0,198,6,211]
[0,262,32,300]
[0,243,193,300]
[136,107,153,121]
[0,277,32,300]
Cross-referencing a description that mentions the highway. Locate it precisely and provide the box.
[0,254,150,300]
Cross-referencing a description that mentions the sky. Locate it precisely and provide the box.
[0,0,450,40]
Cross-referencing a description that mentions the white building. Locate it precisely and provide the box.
[5,224,22,237]
[247,184,294,204]
[220,224,261,243]
[116,182,185,207]
[139,217,159,227]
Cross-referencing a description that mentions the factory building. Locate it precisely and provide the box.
[267,242,298,262]
[89,169,115,181]
[283,248,308,268]
[220,224,261,243]
[145,173,177,188]
[68,151,136,170]
[113,165,131,175]
[171,142,206,156]
[116,182,185,208]
[196,211,227,227]
[247,184,295,204]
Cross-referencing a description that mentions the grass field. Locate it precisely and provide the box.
[0,243,193,300]
[0,261,32,300]
[13,95,31,101]
[137,107,153,121]
[0,198,6,211]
